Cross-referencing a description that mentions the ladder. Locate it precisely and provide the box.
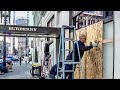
[57,25,83,79]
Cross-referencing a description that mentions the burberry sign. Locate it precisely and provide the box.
[8,27,37,32]
[0,25,60,35]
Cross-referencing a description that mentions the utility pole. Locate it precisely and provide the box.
[26,11,29,57]
[13,11,15,55]
[1,11,10,69]
[3,13,7,66]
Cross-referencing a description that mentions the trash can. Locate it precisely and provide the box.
[30,63,41,78]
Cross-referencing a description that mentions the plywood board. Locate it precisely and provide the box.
[74,21,103,79]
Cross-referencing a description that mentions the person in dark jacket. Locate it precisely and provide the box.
[49,62,62,79]
[43,38,53,66]
[19,56,22,66]
[65,34,98,79]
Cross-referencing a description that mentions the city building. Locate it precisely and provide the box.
[32,11,45,64]
[15,11,34,57]
[28,11,34,26]
[15,17,28,56]
[0,41,10,57]
[10,11,17,54]
[0,11,12,55]
[32,11,71,66]
[27,11,34,62]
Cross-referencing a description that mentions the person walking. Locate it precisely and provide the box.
[24,54,29,66]
[19,56,22,66]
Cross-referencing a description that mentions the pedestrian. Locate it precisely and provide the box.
[0,63,4,75]
[24,54,29,66]
[64,34,98,79]
[19,56,22,66]
[28,56,32,64]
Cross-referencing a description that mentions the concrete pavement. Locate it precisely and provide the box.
[0,61,39,79]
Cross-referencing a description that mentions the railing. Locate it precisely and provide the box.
[103,11,113,23]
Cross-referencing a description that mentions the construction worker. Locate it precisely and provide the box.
[65,34,98,79]
[43,38,53,67]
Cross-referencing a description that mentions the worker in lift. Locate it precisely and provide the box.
[65,34,98,79]
[43,38,53,67]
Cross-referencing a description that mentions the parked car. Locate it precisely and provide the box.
[12,55,19,61]
[0,55,13,66]
[0,57,3,63]
[6,54,13,62]
[6,54,19,61]
[0,58,3,69]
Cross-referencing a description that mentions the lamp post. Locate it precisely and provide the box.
[1,11,10,68]
[26,16,29,57]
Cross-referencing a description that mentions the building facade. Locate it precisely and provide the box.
[15,17,28,56]
[16,18,28,47]
[32,11,71,66]
[32,11,43,64]
[0,11,12,55]
[10,11,17,54]
[27,11,34,63]
[0,41,10,57]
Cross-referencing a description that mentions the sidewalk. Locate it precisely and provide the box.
[0,61,39,79]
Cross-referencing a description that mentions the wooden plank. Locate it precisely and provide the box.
[102,39,113,43]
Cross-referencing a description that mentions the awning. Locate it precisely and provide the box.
[0,25,61,38]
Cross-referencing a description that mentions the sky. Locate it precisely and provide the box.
[0,11,27,52]
[0,11,28,54]
[14,11,27,49]
[15,11,26,18]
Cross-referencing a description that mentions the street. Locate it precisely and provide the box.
[0,61,39,79]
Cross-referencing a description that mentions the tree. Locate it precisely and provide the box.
[34,47,38,63]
